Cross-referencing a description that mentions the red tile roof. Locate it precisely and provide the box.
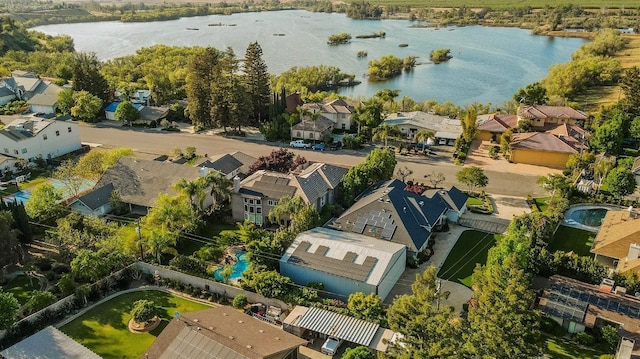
[510,132,578,153]
[477,113,518,132]
[517,104,587,120]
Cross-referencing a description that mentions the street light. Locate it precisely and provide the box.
[136,218,144,260]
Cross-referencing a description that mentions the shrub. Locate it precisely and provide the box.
[130,300,158,323]
[232,294,248,309]
[575,332,595,346]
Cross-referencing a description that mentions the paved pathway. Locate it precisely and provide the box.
[459,216,510,234]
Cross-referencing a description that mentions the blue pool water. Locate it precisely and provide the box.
[214,252,249,281]
[2,179,96,205]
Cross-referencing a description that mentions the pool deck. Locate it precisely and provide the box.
[563,205,620,233]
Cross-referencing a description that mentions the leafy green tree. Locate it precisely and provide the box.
[0,200,32,242]
[414,129,434,150]
[244,42,270,123]
[248,270,291,298]
[57,274,77,297]
[372,124,401,147]
[203,171,232,212]
[57,89,74,115]
[537,173,569,197]
[500,128,513,157]
[513,82,548,105]
[173,178,206,211]
[71,90,103,122]
[209,48,253,132]
[54,159,84,198]
[268,196,306,229]
[374,89,400,111]
[71,52,110,103]
[460,107,477,143]
[368,55,404,81]
[387,266,462,358]
[342,346,375,359]
[429,48,452,64]
[630,116,640,143]
[347,292,383,321]
[130,299,158,323]
[232,294,248,309]
[186,47,220,129]
[341,148,397,205]
[456,166,489,192]
[246,228,294,271]
[620,66,640,116]
[114,100,140,124]
[71,249,128,282]
[601,325,620,353]
[24,290,57,315]
[0,211,20,268]
[146,227,178,264]
[0,290,19,330]
[144,194,197,234]
[602,167,637,200]
[590,114,625,155]
[25,183,65,221]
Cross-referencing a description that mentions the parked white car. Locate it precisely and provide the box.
[321,337,343,357]
[290,140,311,148]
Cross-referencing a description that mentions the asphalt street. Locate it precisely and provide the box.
[77,124,549,198]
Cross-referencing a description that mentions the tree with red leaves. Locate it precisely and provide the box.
[248,148,307,175]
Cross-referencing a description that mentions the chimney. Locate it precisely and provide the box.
[628,243,640,261]
[233,176,240,193]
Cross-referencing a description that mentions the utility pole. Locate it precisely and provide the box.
[136,218,144,260]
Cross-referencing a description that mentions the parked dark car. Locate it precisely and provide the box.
[329,141,342,150]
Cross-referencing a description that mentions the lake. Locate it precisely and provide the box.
[33,10,587,105]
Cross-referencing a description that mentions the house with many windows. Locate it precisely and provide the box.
[0,116,81,162]
[591,208,640,274]
[231,162,348,225]
[291,99,362,140]
[196,151,256,180]
[516,104,587,128]
[384,111,462,144]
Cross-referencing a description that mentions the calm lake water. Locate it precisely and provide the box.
[33,10,587,104]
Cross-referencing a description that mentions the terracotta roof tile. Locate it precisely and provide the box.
[591,210,640,261]
[517,104,587,120]
[510,132,578,153]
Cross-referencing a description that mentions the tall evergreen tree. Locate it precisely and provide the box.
[186,47,221,129]
[210,48,253,132]
[71,52,110,104]
[244,42,271,125]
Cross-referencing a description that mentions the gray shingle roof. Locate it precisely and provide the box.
[199,154,243,175]
[72,183,114,210]
[95,157,204,208]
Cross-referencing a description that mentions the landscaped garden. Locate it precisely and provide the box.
[437,230,499,287]
[2,274,41,305]
[60,290,212,359]
[548,225,595,258]
[542,334,607,359]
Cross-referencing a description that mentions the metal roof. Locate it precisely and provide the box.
[1,326,101,359]
[297,306,380,346]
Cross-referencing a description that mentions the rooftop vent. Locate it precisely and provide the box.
[229,336,234,340]
[193,319,199,323]
[419,201,424,206]
[247,345,252,349]
[238,320,244,323]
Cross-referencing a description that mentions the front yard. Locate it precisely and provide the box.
[548,225,595,257]
[437,230,498,287]
[60,290,212,359]
[543,334,608,359]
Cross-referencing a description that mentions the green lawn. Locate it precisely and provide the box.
[548,225,595,257]
[199,222,238,239]
[176,238,207,255]
[466,196,484,206]
[60,290,212,359]
[543,334,607,359]
[437,230,498,287]
[2,275,41,305]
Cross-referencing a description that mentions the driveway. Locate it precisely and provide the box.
[384,224,472,311]
[465,139,564,176]
[75,122,551,198]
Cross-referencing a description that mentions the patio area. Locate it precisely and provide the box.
[465,140,563,176]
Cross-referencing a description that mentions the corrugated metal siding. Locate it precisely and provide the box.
[297,307,379,346]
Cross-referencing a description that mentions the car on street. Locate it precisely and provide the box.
[329,141,342,150]
[289,140,311,149]
[313,143,325,151]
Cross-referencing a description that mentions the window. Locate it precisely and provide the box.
[55,130,60,136]
[43,134,48,140]
[268,199,278,206]
[341,124,346,130]
[342,114,346,119]
[68,127,72,133]
[296,131,301,138]
[309,133,314,139]
[21,148,27,154]
[13,150,18,155]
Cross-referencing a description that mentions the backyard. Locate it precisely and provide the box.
[548,225,595,257]
[543,334,608,359]
[437,230,499,287]
[2,274,41,305]
[60,290,212,359]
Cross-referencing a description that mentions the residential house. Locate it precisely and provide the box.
[633,157,640,186]
[69,183,115,217]
[0,155,18,178]
[145,307,307,359]
[290,115,334,142]
[508,123,587,168]
[0,116,81,162]
[283,306,396,354]
[104,101,144,121]
[384,111,462,144]
[517,104,587,128]
[280,227,407,300]
[329,179,467,255]
[538,275,640,359]
[138,106,169,125]
[476,113,518,141]
[196,151,256,180]
[27,85,63,114]
[591,209,640,273]
[0,326,101,359]
[93,157,212,214]
[0,71,62,103]
[231,162,348,225]
[114,88,152,105]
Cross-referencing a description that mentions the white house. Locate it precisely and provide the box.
[384,111,462,143]
[0,117,81,162]
[280,227,407,300]
[0,155,18,177]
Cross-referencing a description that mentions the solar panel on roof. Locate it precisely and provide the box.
[608,300,620,312]
[352,222,366,234]
[631,307,640,318]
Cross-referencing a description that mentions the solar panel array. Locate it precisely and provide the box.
[544,283,640,322]
[351,210,397,240]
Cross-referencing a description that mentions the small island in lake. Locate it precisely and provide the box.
[357,50,368,58]
[327,32,352,45]
[186,27,199,30]
[399,43,409,47]
[355,31,386,39]
[430,48,452,64]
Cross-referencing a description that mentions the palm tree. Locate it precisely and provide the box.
[268,196,305,230]
[297,106,312,141]
[146,227,178,264]
[373,124,401,147]
[203,171,232,212]
[415,129,435,151]
[283,112,299,141]
[173,178,204,210]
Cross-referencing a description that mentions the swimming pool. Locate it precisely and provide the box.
[2,178,96,205]
[564,205,614,231]
[214,252,249,281]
